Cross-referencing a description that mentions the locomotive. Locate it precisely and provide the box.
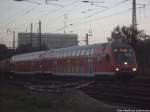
[0,41,137,80]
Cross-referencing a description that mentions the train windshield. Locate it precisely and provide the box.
[113,48,136,64]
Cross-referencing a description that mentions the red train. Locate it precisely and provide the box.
[6,41,137,79]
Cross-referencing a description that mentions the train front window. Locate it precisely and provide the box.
[113,49,135,64]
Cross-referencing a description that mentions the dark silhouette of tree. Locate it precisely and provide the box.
[0,44,15,60]
[108,25,150,47]
[0,44,7,50]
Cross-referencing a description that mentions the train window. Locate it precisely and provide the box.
[56,53,58,58]
[64,66,66,72]
[106,54,110,61]
[97,56,101,63]
[60,53,62,58]
[58,53,60,58]
[79,65,83,73]
[72,66,74,72]
[78,66,81,72]
[74,51,77,56]
[81,66,84,73]
[70,51,73,57]
[48,60,53,64]
[76,50,80,56]
[66,52,69,57]
[59,53,61,58]
[76,66,79,73]
[64,52,67,57]
[90,48,94,55]
[62,53,64,58]
[63,52,65,57]
[58,53,61,58]
[68,66,71,73]
[72,51,76,57]
[67,51,71,57]
[85,49,90,56]
[81,50,85,55]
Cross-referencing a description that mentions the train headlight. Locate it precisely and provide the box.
[115,68,120,71]
[132,68,137,72]
[124,62,128,65]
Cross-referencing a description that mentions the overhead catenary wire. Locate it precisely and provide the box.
[46,0,130,31]
[0,0,150,47]
[54,8,132,32]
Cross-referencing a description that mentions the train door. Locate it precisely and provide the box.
[87,58,94,73]
[105,54,112,71]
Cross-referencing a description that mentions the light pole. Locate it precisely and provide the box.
[7,29,16,49]
[132,0,137,48]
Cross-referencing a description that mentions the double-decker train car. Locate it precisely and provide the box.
[10,41,137,79]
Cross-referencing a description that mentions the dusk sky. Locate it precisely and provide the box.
[0,0,150,47]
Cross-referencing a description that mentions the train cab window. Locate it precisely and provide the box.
[115,52,135,64]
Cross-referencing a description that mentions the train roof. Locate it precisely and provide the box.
[11,51,46,61]
[52,41,132,52]
[110,41,132,49]
[11,41,132,62]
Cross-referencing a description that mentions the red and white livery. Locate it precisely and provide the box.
[10,41,138,78]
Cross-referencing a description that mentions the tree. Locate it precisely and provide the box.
[108,25,150,47]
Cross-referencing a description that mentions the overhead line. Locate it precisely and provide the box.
[2,6,36,27]
[55,8,131,32]
[87,0,130,18]
[50,0,131,32]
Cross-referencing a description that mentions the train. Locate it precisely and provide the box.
[0,41,137,80]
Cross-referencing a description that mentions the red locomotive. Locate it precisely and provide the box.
[9,41,137,79]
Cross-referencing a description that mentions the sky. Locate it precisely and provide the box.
[0,0,150,47]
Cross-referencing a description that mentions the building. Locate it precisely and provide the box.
[18,33,78,49]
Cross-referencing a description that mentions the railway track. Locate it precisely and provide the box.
[25,80,94,93]
[1,74,150,109]
[81,82,150,109]
[1,76,94,93]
